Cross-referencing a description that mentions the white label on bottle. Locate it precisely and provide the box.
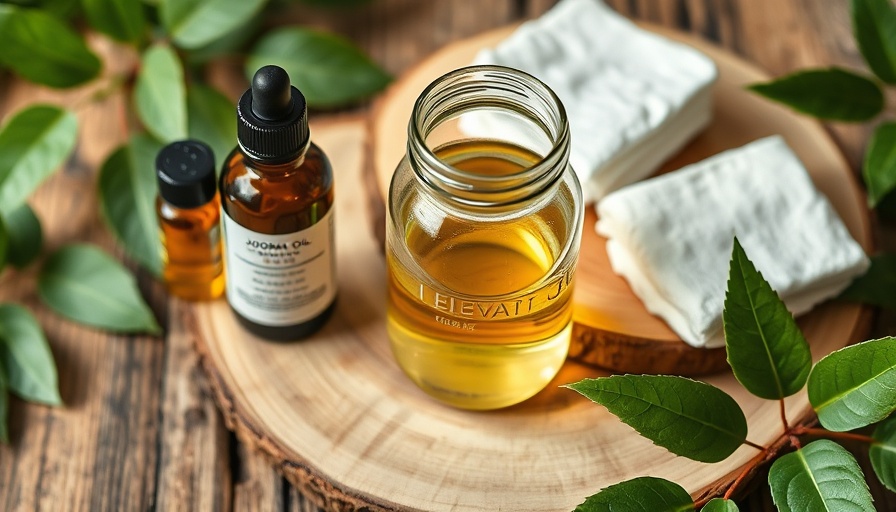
[221,209,336,326]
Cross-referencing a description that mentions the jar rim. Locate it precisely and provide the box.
[407,65,571,207]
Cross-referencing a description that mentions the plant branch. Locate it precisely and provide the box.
[724,447,770,500]
[721,427,801,502]
[693,495,712,509]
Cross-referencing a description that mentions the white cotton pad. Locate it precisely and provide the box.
[596,136,869,348]
[462,0,717,203]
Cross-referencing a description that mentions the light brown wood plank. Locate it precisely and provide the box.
[232,442,285,512]
[155,298,232,512]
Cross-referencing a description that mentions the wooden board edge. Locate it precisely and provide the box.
[567,323,729,376]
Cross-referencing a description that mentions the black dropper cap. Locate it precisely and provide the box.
[156,140,217,209]
[237,65,309,164]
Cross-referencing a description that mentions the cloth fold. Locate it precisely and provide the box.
[463,0,717,203]
[596,136,870,348]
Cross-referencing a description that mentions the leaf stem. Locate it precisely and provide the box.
[779,398,789,430]
[744,439,765,451]
[793,426,876,444]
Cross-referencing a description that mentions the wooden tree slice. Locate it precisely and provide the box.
[368,25,873,375]
[191,88,871,512]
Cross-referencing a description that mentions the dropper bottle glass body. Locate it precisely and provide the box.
[219,65,337,341]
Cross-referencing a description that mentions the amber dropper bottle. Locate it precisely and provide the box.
[219,65,336,341]
[156,140,225,301]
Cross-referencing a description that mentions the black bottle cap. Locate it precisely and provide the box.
[237,65,309,164]
[156,140,217,209]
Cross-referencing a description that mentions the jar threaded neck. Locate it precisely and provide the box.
[407,65,571,207]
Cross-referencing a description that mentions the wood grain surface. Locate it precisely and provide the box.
[0,1,894,511]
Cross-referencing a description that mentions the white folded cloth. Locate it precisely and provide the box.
[596,136,870,348]
[462,0,717,203]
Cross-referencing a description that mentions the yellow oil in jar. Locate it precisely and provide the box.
[387,139,575,410]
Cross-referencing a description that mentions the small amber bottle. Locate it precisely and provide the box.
[219,65,336,341]
[156,140,225,301]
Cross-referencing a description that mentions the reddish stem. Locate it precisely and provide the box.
[779,398,789,431]
[718,431,796,502]
[707,403,878,505]
[744,439,766,451]
[794,427,877,444]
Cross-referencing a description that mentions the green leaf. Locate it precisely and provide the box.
[863,122,896,207]
[0,365,8,444]
[871,415,896,492]
[134,44,187,143]
[0,105,78,216]
[723,238,812,400]
[0,6,101,88]
[183,12,263,64]
[701,499,739,512]
[3,0,82,18]
[2,203,42,268]
[160,0,267,49]
[98,135,163,276]
[0,304,61,405]
[38,244,161,334]
[0,6,11,39]
[187,85,236,167]
[575,477,693,512]
[749,68,884,122]
[82,0,146,43]
[0,218,7,271]
[769,439,873,512]
[246,27,391,108]
[565,375,747,463]
[34,0,81,19]
[851,0,896,84]
[808,337,896,431]
[839,253,896,309]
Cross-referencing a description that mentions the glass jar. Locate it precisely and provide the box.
[386,65,584,410]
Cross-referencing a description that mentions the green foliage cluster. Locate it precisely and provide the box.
[568,239,896,512]
[0,0,388,442]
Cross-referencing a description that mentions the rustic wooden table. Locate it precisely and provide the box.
[1,0,893,510]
